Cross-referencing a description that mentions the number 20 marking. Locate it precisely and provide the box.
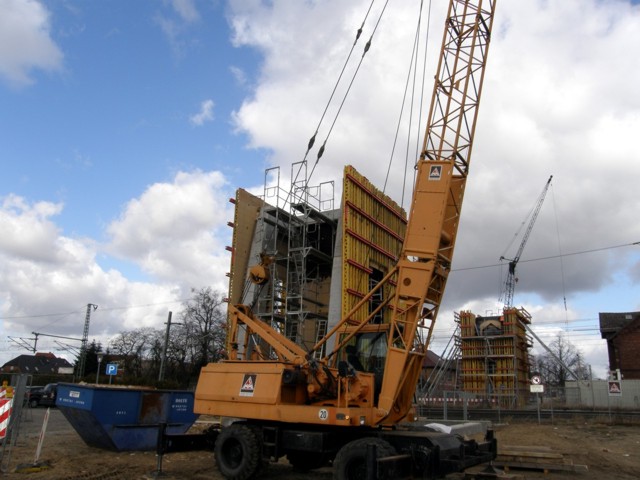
[318,409,329,421]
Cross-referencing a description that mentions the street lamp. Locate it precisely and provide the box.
[96,353,104,384]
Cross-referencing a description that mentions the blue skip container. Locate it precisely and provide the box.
[56,383,198,451]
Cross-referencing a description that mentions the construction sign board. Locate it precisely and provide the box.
[530,384,544,393]
[608,381,622,397]
[429,165,442,180]
[240,374,257,397]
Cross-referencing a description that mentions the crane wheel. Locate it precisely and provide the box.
[333,437,396,480]
[214,423,262,480]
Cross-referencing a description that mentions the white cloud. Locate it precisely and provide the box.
[0,170,234,364]
[0,195,162,340]
[107,170,233,291]
[189,99,215,126]
[0,0,63,87]
[0,195,63,262]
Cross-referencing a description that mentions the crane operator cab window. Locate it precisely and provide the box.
[346,345,365,371]
[341,331,387,400]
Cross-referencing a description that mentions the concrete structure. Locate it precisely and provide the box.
[456,308,533,408]
[226,163,406,360]
[599,311,640,380]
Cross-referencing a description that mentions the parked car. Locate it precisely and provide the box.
[24,386,45,408]
[39,383,58,407]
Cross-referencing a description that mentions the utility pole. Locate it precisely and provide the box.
[76,303,98,380]
[158,311,181,382]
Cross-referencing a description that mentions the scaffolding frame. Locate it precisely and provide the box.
[246,162,336,358]
[456,308,533,408]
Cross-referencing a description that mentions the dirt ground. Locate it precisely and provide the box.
[2,408,639,479]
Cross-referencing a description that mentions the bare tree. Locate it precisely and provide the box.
[164,323,191,381]
[179,287,228,376]
[105,288,227,385]
[109,327,160,379]
[533,333,590,387]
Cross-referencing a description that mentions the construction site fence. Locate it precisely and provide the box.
[418,388,538,409]
[418,379,640,410]
[565,379,640,409]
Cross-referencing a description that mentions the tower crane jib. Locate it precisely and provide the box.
[500,175,553,308]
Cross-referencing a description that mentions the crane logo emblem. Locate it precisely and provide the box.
[428,165,442,180]
[239,374,257,397]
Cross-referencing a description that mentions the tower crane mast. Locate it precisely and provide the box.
[500,175,553,308]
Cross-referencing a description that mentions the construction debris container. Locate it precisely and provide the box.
[56,383,198,451]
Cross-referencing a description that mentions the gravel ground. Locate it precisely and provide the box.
[2,407,639,479]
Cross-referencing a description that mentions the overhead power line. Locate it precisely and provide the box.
[0,310,81,320]
[0,299,187,322]
[453,240,640,273]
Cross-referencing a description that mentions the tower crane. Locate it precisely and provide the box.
[499,175,553,309]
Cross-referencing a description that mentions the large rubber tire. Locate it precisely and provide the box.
[286,451,328,472]
[333,437,396,480]
[29,398,39,408]
[214,423,262,480]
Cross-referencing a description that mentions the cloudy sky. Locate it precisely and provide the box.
[1,0,639,379]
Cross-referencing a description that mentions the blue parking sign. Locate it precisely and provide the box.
[106,363,118,376]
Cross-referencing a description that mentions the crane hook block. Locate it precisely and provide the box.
[249,264,269,285]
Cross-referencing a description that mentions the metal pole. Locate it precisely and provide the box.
[158,311,173,382]
[77,304,98,380]
[463,397,468,421]
[443,391,448,420]
[589,365,595,409]
[95,355,103,384]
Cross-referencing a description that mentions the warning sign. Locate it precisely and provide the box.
[608,381,622,397]
[530,384,544,393]
[240,374,257,397]
[428,165,442,180]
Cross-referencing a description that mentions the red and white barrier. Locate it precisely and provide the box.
[0,397,13,440]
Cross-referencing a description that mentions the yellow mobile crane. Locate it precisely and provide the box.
[195,1,498,478]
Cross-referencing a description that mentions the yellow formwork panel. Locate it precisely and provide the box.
[458,308,533,407]
[341,166,407,322]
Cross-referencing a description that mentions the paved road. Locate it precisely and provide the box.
[12,406,74,441]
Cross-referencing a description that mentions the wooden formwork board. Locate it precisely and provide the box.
[341,165,407,322]
[229,188,265,305]
[494,445,588,473]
